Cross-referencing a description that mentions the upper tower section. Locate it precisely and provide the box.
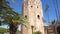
[23,0,43,17]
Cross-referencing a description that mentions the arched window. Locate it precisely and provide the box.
[25,15,27,19]
[37,15,40,19]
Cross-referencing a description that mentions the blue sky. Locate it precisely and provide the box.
[8,0,60,25]
[0,0,60,30]
[42,0,60,25]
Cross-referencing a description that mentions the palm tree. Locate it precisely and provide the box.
[9,14,28,34]
[0,0,29,34]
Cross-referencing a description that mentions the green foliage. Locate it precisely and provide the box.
[0,0,28,34]
[0,0,29,26]
[0,0,16,24]
[0,28,20,33]
[12,14,29,26]
[33,31,41,34]
[0,28,8,33]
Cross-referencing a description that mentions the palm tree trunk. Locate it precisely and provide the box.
[9,23,18,34]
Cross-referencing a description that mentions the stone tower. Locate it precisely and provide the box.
[22,0,44,34]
